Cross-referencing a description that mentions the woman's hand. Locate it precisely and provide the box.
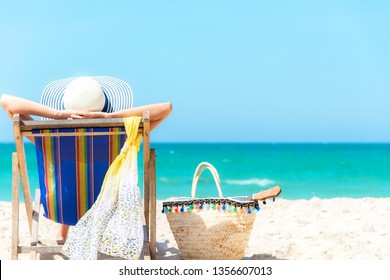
[55,110,112,119]
[73,111,112,119]
[55,109,88,119]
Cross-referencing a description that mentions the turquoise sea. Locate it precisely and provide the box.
[0,143,389,201]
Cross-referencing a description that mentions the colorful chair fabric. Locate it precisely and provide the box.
[11,114,156,260]
[33,126,126,225]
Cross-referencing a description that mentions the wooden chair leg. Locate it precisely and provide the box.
[150,149,156,260]
[11,153,20,260]
[141,217,151,260]
[143,110,151,240]
[140,190,150,260]
[30,189,41,260]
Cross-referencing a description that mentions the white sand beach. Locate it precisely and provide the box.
[1,197,390,260]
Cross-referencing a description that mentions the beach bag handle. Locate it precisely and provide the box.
[191,162,224,199]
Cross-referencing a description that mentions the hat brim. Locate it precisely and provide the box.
[40,76,133,117]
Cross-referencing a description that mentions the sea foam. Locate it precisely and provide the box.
[224,178,275,187]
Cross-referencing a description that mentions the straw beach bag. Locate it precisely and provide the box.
[162,162,260,260]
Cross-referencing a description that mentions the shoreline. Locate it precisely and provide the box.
[1,197,390,260]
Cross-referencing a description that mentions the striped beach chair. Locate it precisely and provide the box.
[11,78,156,260]
[33,125,127,226]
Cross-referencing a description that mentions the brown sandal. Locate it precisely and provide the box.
[251,186,282,201]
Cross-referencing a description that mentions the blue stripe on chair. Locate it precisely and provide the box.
[58,130,78,224]
[34,135,49,220]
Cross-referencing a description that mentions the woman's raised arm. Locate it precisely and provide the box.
[0,94,83,120]
[78,102,173,131]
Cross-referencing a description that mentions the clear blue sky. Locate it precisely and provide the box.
[1,0,389,143]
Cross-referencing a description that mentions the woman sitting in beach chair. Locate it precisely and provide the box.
[1,76,172,241]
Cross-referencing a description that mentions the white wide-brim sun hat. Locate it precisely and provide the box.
[40,76,133,118]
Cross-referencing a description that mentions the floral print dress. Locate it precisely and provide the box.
[62,117,144,260]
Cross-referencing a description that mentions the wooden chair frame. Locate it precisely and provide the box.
[11,111,156,260]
